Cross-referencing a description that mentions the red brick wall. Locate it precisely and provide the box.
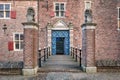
[0,0,83,61]
[38,0,82,48]
[93,0,120,61]
[0,0,120,66]
[0,1,37,61]
[23,28,38,68]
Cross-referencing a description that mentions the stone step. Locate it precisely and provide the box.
[38,68,82,73]
[0,69,22,75]
[97,67,120,72]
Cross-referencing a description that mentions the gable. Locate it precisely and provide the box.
[52,20,69,30]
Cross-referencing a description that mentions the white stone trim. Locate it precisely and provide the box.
[81,65,86,72]
[84,1,92,10]
[117,7,120,29]
[70,29,73,47]
[117,28,120,31]
[47,30,52,54]
[23,25,38,30]
[86,67,97,73]
[82,26,96,30]
[51,28,69,30]
[47,21,73,55]
[81,65,97,73]
[22,66,38,76]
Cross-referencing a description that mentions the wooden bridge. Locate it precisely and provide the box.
[38,47,82,72]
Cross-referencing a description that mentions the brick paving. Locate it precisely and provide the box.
[0,72,120,80]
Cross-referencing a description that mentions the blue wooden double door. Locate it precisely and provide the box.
[52,30,70,55]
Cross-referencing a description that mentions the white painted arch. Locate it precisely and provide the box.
[47,20,73,55]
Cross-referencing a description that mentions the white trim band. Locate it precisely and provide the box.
[23,25,38,30]
[82,26,96,30]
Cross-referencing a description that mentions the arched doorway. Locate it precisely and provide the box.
[47,20,73,55]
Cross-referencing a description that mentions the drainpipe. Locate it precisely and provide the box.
[37,0,40,24]
[37,0,40,63]
[37,0,40,50]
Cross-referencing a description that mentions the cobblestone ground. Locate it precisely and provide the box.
[0,72,120,80]
[1,55,119,80]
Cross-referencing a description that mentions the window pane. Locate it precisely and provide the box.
[61,11,64,17]
[0,11,4,18]
[15,34,19,40]
[20,34,24,40]
[6,11,10,18]
[5,4,10,11]
[0,4,4,11]
[15,41,19,49]
[61,4,64,10]
[56,11,59,17]
[55,3,59,11]
[20,42,24,49]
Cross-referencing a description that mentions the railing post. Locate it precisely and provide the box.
[44,48,46,61]
[49,47,50,56]
[38,50,41,67]
[47,47,48,59]
[75,48,77,62]
[79,49,82,67]
[71,47,72,56]
[73,48,74,58]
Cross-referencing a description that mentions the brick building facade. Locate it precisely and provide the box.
[0,0,120,73]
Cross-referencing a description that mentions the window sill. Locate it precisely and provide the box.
[14,50,23,52]
[54,16,66,18]
[117,28,120,31]
[0,18,11,19]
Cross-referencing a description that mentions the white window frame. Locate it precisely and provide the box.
[117,7,120,30]
[13,32,24,51]
[54,2,66,18]
[0,3,11,19]
[84,1,92,10]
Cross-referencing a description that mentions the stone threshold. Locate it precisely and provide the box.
[38,68,83,73]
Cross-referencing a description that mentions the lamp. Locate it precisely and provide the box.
[2,24,7,34]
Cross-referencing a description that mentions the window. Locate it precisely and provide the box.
[0,3,11,19]
[118,7,120,30]
[54,2,66,17]
[14,33,24,51]
[85,1,91,10]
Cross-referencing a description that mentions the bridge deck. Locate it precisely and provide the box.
[38,55,82,72]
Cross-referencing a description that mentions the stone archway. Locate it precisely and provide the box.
[47,20,73,55]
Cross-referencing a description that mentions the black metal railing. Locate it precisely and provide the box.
[71,47,82,67]
[38,47,50,67]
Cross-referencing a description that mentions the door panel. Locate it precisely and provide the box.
[64,37,69,55]
[52,30,69,55]
[56,37,64,54]
[52,37,56,55]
